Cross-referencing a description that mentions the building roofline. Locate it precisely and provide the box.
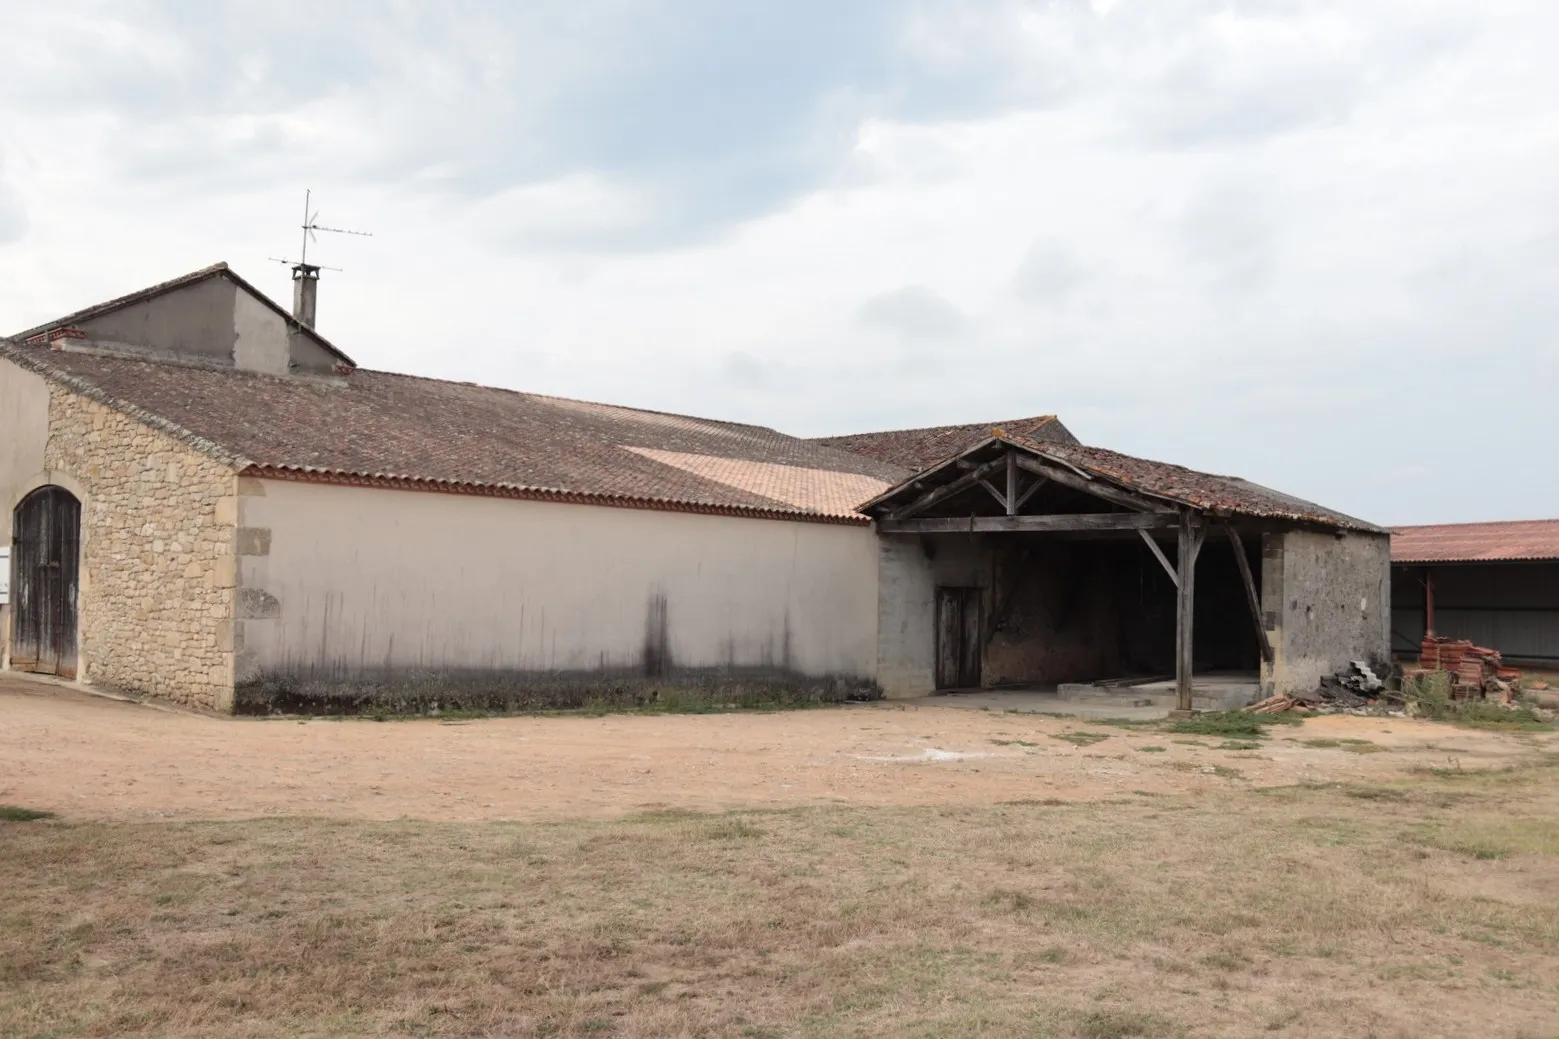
[861,433,1386,533]
[246,465,873,525]
[0,337,875,527]
[12,262,356,369]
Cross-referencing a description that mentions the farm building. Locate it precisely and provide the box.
[3,263,1389,713]
[1390,520,1559,665]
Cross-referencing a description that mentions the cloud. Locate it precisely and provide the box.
[1176,182,1276,291]
[1012,240,1086,304]
[3,0,1559,525]
[0,154,25,244]
[857,285,967,342]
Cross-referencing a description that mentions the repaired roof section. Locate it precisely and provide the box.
[0,337,907,524]
[863,432,1385,533]
[812,414,1078,471]
[12,262,355,369]
[1391,520,1559,563]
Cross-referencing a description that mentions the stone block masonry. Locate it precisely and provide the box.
[45,385,238,709]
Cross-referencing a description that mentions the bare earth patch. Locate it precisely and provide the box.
[1,677,1551,822]
[2,674,1557,1038]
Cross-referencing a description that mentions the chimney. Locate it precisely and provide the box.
[291,263,320,328]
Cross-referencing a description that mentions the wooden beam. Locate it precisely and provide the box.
[879,513,1180,534]
[978,477,1009,512]
[889,458,1005,520]
[1005,451,1018,516]
[1013,474,1049,511]
[1137,530,1178,588]
[1225,523,1274,665]
[1175,511,1200,713]
[1012,455,1162,513]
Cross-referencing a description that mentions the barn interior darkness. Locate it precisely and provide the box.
[977,533,1262,688]
[881,442,1268,691]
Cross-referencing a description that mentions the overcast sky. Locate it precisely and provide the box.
[2,0,1555,525]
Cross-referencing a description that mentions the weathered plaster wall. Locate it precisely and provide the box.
[0,360,51,664]
[231,289,290,375]
[875,534,989,698]
[0,361,50,544]
[234,479,880,710]
[39,384,238,707]
[1262,530,1390,693]
[79,278,239,360]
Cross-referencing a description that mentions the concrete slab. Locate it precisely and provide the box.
[1059,672,1260,712]
[903,690,1169,721]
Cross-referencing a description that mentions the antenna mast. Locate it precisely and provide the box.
[269,189,372,329]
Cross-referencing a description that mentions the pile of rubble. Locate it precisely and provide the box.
[1245,661,1393,715]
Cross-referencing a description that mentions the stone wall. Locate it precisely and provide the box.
[45,385,238,708]
[1262,529,1391,694]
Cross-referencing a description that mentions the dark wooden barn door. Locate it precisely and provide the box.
[935,586,983,690]
[10,487,81,679]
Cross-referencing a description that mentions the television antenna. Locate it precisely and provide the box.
[268,189,373,328]
[268,188,372,273]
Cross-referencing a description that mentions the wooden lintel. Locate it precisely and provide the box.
[1137,529,1179,588]
[1011,455,1161,513]
[1225,522,1274,664]
[878,513,1180,535]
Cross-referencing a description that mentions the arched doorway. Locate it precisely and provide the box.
[10,486,81,678]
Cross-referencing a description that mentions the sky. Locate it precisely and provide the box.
[1,0,1555,525]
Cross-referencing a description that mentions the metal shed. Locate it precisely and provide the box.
[1391,520,1559,665]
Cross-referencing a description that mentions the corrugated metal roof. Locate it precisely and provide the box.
[1391,520,1559,563]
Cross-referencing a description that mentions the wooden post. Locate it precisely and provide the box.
[1174,511,1201,714]
[1005,450,1018,516]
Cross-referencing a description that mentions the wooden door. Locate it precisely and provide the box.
[10,486,81,679]
[935,586,983,690]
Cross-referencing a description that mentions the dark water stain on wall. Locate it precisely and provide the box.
[643,592,671,677]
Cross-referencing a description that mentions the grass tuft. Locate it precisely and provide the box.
[0,805,55,822]
[1052,731,1112,747]
[1168,712,1300,740]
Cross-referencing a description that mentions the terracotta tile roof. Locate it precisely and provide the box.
[1390,520,1559,563]
[811,414,1077,470]
[1023,438,1384,532]
[863,433,1385,533]
[0,339,908,524]
[623,448,895,517]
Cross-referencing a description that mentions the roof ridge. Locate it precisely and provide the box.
[355,367,783,434]
[811,413,1058,440]
[1392,518,1559,529]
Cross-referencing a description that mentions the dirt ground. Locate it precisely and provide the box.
[3,673,1552,822]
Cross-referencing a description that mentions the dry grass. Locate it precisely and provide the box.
[3,757,1559,1038]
